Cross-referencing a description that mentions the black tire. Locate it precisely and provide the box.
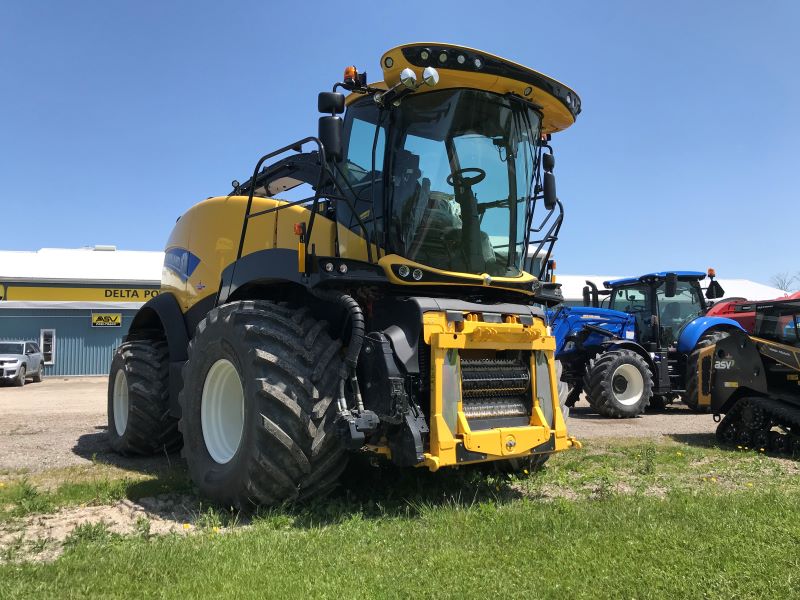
[585,350,653,418]
[15,365,26,387]
[684,330,730,412]
[648,395,667,411]
[497,359,569,474]
[582,356,602,409]
[179,300,347,509]
[107,339,181,455]
[32,366,43,383]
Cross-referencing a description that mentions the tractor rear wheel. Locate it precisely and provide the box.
[585,350,653,418]
[179,300,347,509]
[684,331,730,412]
[107,340,181,455]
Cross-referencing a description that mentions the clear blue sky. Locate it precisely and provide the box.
[1,1,797,284]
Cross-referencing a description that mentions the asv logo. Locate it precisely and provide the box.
[714,359,735,370]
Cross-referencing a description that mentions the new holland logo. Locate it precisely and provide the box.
[92,313,121,327]
[164,247,201,282]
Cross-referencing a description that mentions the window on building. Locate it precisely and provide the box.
[40,329,55,365]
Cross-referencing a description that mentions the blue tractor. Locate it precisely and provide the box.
[549,270,745,417]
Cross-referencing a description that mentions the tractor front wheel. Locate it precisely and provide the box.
[585,350,653,418]
[178,300,348,510]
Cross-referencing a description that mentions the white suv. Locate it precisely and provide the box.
[0,341,45,386]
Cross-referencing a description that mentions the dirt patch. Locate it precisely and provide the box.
[567,398,718,440]
[0,494,203,563]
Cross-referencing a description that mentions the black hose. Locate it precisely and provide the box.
[311,288,365,378]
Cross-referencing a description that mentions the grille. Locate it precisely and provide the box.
[460,358,531,421]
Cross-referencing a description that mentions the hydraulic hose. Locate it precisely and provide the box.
[310,288,365,379]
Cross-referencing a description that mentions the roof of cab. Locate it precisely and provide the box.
[353,43,580,134]
[604,271,708,288]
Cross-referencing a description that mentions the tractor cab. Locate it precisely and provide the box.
[603,271,724,350]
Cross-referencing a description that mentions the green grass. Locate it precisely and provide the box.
[0,465,191,523]
[1,438,799,598]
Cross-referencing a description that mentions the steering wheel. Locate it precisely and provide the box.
[446,168,486,188]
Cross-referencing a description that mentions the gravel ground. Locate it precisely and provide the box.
[0,377,718,474]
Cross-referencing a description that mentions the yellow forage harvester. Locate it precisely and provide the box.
[107,43,582,509]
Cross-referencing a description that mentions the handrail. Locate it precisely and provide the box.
[235,137,326,262]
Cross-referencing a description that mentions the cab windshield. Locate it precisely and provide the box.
[339,89,542,277]
[657,280,705,331]
[756,302,800,347]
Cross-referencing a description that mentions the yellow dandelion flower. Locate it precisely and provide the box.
[711,477,718,483]
[676,452,683,457]
[523,469,529,475]
[183,523,191,530]
[746,483,753,488]
[212,526,220,533]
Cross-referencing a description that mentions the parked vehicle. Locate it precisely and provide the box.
[106,42,582,509]
[695,297,800,455]
[551,270,745,416]
[706,291,800,333]
[0,341,45,386]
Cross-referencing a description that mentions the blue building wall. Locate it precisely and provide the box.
[0,308,137,376]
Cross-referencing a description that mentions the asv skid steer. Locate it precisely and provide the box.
[107,43,581,508]
[696,298,800,455]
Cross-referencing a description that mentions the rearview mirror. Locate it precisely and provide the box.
[706,280,725,300]
[543,172,556,210]
[542,153,555,173]
[318,116,343,161]
[318,92,345,114]
[664,272,677,297]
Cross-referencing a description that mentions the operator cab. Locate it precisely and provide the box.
[325,43,580,290]
[604,271,725,349]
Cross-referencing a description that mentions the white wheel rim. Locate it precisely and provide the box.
[610,363,644,406]
[113,370,129,435]
[201,359,245,465]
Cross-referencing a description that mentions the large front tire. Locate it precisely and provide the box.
[107,340,181,455]
[684,330,730,412]
[585,350,653,418]
[179,300,347,509]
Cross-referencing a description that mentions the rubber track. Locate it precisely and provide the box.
[112,340,181,455]
[716,396,800,456]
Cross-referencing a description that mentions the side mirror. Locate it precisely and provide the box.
[543,172,556,210]
[543,153,555,173]
[318,92,345,114]
[706,280,725,299]
[318,116,343,161]
[665,272,678,297]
